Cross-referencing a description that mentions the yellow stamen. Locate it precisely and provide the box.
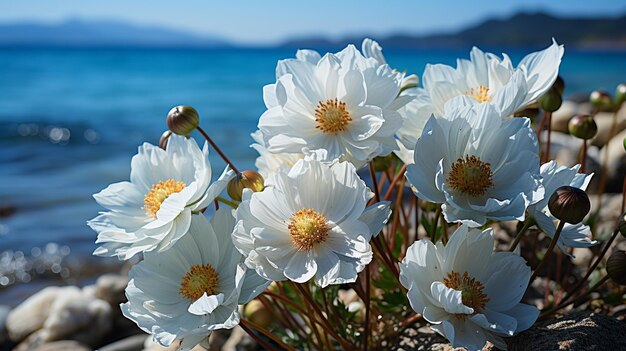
[179,264,219,300]
[443,271,489,319]
[144,179,186,217]
[466,85,492,103]
[288,208,329,251]
[446,155,494,197]
[314,98,352,134]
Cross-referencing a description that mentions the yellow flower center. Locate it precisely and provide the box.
[288,208,329,251]
[446,155,494,197]
[315,99,352,134]
[466,85,492,103]
[443,271,489,319]
[144,179,186,217]
[179,264,220,300]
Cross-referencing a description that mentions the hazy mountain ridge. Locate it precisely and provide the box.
[283,12,626,50]
[1,12,625,49]
[0,18,228,47]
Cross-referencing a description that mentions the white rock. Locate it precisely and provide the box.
[590,108,626,147]
[95,274,129,306]
[40,286,113,346]
[6,286,62,342]
[551,100,580,133]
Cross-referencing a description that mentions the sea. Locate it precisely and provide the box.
[1,47,625,305]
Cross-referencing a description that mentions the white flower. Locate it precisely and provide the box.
[419,40,563,118]
[89,135,233,260]
[232,158,391,287]
[405,103,544,226]
[361,38,419,90]
[399,225,539,351]
[121,210,270,351]
[529,161,596,253]
[394,89,434,165]
[250,130,303,177]
[258,43,412,168]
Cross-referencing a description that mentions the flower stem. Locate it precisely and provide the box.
[562,227,620,301]
[216,196,238,209]
[369,161,381,202]
[239,319,286,351]
[530,220,565,284]
[196,126,239,173]
[509,219,533,252]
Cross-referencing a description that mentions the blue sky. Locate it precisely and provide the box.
[3,0,626,44]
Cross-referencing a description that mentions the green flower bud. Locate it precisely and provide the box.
[539,87,562,112]
[568,114,597,140]
[227,170,265,201]
[616,83,626,105]
[606,250,626,285]
[553,76,565,95]
[548,186,591,224]
[159,130,172,150]
[589,90,613,111]
[514,107,540,121]
[166,105,199,136]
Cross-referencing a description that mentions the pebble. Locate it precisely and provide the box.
[6,286,62,342]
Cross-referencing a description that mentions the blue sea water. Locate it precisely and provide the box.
[0,47,625,304]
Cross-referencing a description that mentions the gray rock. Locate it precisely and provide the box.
[507,311,626,350]
[590,108,626,148]
[6,287,62,342]
[602,128,626,193]
[99,334,147,351]
[30,340,92,351]
[94,274,129,307]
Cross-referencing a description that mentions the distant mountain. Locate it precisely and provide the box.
[0,19,228,47]
[283,12,626,50]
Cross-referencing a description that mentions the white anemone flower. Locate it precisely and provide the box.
[122,211,270,351]
[232,158,391,287]
[250,130,304,177]
[258,43,412,168]
[399,225,539,351]
[394,89,434,165]
[529,161,596,253]
[405,103,544,226]
[419,40,563,118]
[89,135,233,260]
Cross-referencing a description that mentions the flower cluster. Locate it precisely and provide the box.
[90,38,606,351]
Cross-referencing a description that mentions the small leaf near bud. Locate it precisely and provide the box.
[568,115,597,140]
[227,170,265,201]
[548,186,591,224]
[606,250,626,285]
[167,105,199,136]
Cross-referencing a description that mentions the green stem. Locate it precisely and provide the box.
[509,219,533,252]
[530,220,565,285]
[216,196,239,209]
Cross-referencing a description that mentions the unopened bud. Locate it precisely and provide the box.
[166,105,199,136]
[548,186,591,224]
[619,213,626,238]
[159,130,172,150]
[606,250,626,285]
[227,170,265,201]
[539,87,562,112]
[553,76,565,95]
[244,299,274,327]
[568,115,597,140]
[616,83,626,105]
[589,90,613,111]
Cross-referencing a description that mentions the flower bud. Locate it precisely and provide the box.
[553,76,565,95]
[166,105,199,136]
[227,170,265,201]
[548,186,591,224]
[539,87,562,112]
[568,114,597,140]
[159,130,172,150]
[589,90,613,111]
[244,299,274,327]
[606,250,626,285]
[616,83,626,105]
